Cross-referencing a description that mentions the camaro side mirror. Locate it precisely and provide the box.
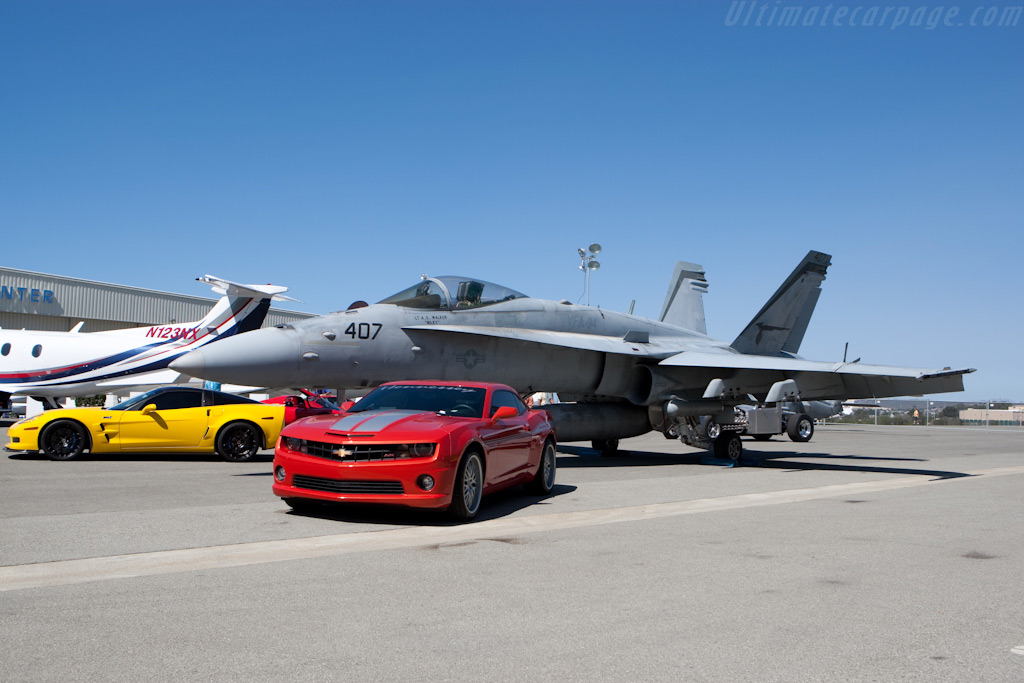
[340,400,355,412]
[491,406,518,422]
[141,404,157,415]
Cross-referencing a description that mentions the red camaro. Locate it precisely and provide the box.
[262,390,342,425]
[272,381,557,521]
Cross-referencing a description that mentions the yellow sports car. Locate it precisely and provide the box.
[5,386,286,462]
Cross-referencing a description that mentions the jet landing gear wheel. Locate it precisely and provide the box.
[786,414,814,443]
[702,417,721,440]
[713,432,743,463]
[592,439,619,457]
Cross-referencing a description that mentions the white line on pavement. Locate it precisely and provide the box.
[3,465,1023,592]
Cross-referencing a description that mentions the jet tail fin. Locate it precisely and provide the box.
[730,251,831,356]
[137,276,295,342]
[192,275,297,336]
[659,262,708,335]
[196,275,298,304]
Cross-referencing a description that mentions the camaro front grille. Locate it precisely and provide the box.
[291,439,433,462]
[292,475,404,495]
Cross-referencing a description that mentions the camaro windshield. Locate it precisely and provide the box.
[350,385,486,418]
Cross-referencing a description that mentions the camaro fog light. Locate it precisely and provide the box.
[417,475,435,491]
[275,466,286,482]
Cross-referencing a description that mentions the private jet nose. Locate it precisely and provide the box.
[170,326,302,387]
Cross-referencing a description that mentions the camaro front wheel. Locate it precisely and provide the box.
[216,422,261,462]
[449,451,484,522]
[40,420,88,461]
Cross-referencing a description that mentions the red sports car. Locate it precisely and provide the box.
[262,390,342,425]
[272,381,557,521]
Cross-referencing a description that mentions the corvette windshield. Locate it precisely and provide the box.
[108,388,166,411]
[350,384,486,418]
[377,277,526,310]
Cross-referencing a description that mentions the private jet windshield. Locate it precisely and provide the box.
[377,276,527,310]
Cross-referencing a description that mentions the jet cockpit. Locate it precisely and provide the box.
[377,276,527,311]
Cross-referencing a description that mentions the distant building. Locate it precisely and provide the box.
[959,406,1024,426]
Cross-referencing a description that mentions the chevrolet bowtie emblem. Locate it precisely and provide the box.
[334,447,353,458]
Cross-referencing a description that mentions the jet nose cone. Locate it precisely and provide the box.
[170,350,206,377]
[171,327,301,387]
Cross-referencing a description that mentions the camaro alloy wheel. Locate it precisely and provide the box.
[217,422,260,462]
[450,451,484,521]
[40,420,87,461]
[526,440,557,495]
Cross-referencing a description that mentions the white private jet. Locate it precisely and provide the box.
[0,275,293,409]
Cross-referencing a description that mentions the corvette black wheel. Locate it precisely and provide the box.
[40,420,87,461]
[216,422,261,462]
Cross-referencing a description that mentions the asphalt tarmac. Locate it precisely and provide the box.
[2,424,1023,682]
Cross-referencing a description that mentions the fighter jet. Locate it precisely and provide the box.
[170,251,972,461]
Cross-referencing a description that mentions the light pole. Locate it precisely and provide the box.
[578,243,602,306]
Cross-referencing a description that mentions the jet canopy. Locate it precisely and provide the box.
[377,276,527,311]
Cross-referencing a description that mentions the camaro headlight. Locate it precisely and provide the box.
[394,443,435,458]
[282,436,308,454]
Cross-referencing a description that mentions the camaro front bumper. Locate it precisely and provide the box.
[272,449,459,509]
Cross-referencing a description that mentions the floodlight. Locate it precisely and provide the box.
[589,243,602,255]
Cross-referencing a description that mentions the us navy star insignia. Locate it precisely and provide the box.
[456,349,486,368]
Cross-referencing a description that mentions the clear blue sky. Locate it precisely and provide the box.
[2,1,1021,401]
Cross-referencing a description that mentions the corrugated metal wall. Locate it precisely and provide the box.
[0,267,312,332]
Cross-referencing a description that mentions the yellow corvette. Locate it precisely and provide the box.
[5,387,286,462]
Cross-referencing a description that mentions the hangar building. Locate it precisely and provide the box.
[0,266,313,333]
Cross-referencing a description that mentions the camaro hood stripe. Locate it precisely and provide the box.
[331,410,425,433]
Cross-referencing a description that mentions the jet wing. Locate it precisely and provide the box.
[660,351,974,400]
[401,324,688,358]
